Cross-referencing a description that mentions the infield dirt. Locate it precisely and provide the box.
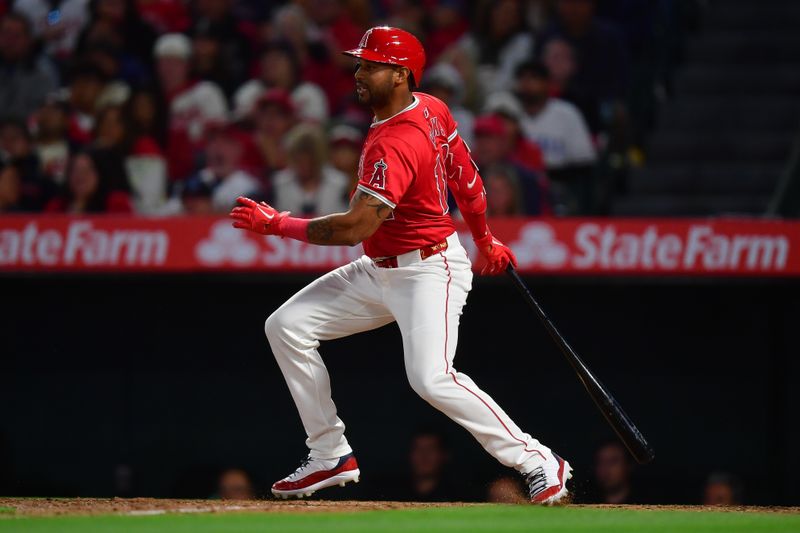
[0,498,797,518]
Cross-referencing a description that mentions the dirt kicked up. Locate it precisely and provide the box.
[1,498,798,518]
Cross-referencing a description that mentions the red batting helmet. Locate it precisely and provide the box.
[342,26,426,87]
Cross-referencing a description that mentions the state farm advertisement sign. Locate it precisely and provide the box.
[0,215,798,276]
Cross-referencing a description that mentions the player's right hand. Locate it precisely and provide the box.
[229,196,288,235]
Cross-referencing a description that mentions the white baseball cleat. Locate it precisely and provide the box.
[524,452,573,505]
[271,453,361,499]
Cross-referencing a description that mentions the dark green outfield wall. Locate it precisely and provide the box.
[1,275,799,505]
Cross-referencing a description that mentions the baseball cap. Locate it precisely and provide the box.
[154,33,192,59]
[256,88,295,115]
[474,114,507,137]
[484,92,525,122]
[329,124,364,148]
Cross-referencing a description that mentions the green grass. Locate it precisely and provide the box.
[1,506,798,533]
[0,509,13,516]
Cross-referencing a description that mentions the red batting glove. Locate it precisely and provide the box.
[229,196,288,235]
[474,233,518,275]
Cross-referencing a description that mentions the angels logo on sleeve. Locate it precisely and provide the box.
[368,159,388,190]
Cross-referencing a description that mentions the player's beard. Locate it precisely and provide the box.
[356,78,393,108]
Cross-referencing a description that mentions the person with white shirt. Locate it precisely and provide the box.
[513,61,596,214]
[271,123,349,217]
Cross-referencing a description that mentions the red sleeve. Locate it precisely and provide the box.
[356,137,416,209]
[445,132,489,241]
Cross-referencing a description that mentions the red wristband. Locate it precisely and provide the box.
[278,216,310,242]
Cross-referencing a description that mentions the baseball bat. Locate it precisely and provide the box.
[505,265,655,465]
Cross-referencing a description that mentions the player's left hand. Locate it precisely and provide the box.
[474,233,518,275]
[229,196,288,235]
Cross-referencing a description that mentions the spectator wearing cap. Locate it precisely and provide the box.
[0,12,58,121]
[271,123,349,217]
[93,104,169,214]
[472,114,550,216]
[0,119,56,210]
[251,89,297,175]
[514,60,595,214]
[422,63,474,147]
[233,42,329,125]
[455,0,534,98]
[483,91,547,175]
[154,33,228,181]
[45,150,132,213]
[183,122,263,213]
[328,124,364,191]
[14,0,89,60]
[31,100,72,185]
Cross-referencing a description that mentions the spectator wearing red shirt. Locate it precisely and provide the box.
[472,114,551,216]
[46,150,132,213]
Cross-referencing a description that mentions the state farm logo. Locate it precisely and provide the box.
[0,221,168,266]
[511,223,569,269]
[196,221,259,266]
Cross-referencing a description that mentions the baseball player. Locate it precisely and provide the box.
[230,26,572,505]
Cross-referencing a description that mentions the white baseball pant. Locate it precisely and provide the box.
[265,232,551,471]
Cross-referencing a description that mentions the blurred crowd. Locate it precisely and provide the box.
[0,0,698,218]
[204,434,746,505]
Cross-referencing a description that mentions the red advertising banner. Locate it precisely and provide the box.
[1,215,798,276]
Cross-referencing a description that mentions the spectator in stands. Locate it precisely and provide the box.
[188,0,253,98]
[328,124,364,191]
[45,150,132,213]
[0,12,58,121]
[405,429,462,501]
[0,162,24,213]
[251,89,296,175]
[593,440,637,504]
[514,61,595,214]
[31,100,72,185]
[65,62,108,146]
[483,91,547,175]
[14,0,89,60]
[271,123,349,217]
[233,42,329,124]
[472,114,550,216]
[267,3,354,113]
[422,63,474,146]
[540,37,598,132]
[180,176,214,215]
[703,472,743,506]
[484,164,524,217]
[456,0,534,97]
[76,0,155,66]
[0,119,54,209]
[127,87,167,149]
[183,122,262,213]
[425,0,469,64]
[190,26,241,100]
[486,475,527,503]
[154,33,228,181]
[93,104,168,214]
[216,468,256,500]
[540,0,629,107]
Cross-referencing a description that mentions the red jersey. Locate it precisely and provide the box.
[357,92,459,258]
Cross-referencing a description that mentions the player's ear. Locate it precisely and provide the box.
[394,67,410,88]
